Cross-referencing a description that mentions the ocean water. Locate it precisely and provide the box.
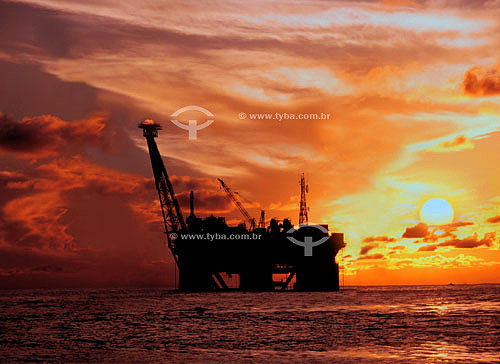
[1,285,499,363]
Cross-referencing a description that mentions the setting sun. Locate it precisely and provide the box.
[420,198,454,225]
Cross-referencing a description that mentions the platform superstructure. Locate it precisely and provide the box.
[139,119,345,291]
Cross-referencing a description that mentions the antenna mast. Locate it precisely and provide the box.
[299,172,309,224]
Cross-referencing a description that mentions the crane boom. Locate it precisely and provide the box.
[217,178,255,230]
[139,120,186,265]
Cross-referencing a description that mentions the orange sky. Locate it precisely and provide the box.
[1,0,500,288]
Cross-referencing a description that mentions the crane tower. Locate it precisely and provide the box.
[139,119,186,266]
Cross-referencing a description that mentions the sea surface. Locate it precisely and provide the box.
[1,285,499,363]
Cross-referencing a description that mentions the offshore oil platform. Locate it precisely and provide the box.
[139,119,345,291]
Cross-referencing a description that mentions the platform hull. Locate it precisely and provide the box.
[175,223,344,291]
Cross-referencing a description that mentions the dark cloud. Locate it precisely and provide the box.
[363,235,397,243]
[419,232,496,251]
[0,1,216,60]
[0,0,484,83]
[463,64,500,96]
[0,60,98,120]
[0,60,169,180]
[360,244,378,255]
[402,223,429,238]
[0,170,30,191]
[0,1,287,62]
[421,221,474,243]
[417,245,438,252]
[422,232,448,243]
[486,216,500,223]
[0,113,111,156]
[0,1,79,59]
[30,264,64,273]
[438,233,495,249]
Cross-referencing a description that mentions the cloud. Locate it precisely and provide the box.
[0,60,99,121]
[486,216,500,223]
[359,235,397,255]
[440,221,474,230]
[0,154,178,288]
[360,244,378,255]
[388,254,492,269]
[430,135,474,152]
[358,253,385,260]
[420,232,496,251]
[0,113,111,157]
[1,0,481,228]
[439,233,495,249]
[404,222,474,244]
[30,264,64,273]
[380,0,423,7]
[2,0,500,287]
[418,245,438,252]
[0,128,251,288]
[3,192,73,250]
[463,64,500,96]
[419,221,475,243]
[363,235,397,243]
[402,223,429,238]
[0,156,156,251]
